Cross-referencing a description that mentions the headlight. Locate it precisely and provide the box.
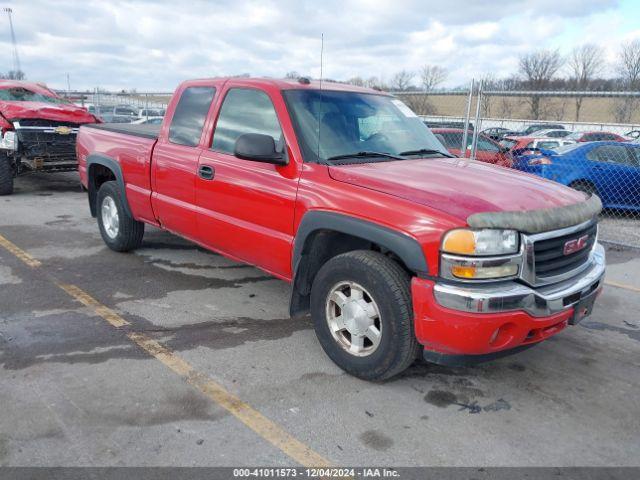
[440,228,521,281]
[442,229,519,256]
[529,157,552,165]
[443,256,519,280]
[0,131,17,151]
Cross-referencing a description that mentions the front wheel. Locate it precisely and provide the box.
[97,181,145,252]
[310,250,420,381]
[0,155,14,196]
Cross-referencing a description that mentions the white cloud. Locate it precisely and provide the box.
[0,0,630,91]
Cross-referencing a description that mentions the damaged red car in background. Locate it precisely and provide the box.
[0,80,99,195]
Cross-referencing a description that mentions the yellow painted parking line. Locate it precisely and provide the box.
[58,283,131,328]
[62,284,332,467]
[0,232,331,467]
[605,280,640,294]
[0,227,331,467]
[0,233,41,268]
[128,331,331,467]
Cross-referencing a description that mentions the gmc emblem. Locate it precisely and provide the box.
[564,234,589,255]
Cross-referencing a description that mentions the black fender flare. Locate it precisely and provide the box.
[86,154,132,218]
[289,211,429,318]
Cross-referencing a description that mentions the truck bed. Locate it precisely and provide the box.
[84,122,160,140]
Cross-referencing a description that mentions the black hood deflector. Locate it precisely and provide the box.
[467,194,602,234]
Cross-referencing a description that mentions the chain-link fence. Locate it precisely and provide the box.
[397,86,640,248]
[60,89,173,123]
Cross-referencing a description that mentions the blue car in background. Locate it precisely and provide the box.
[513,141,640,211]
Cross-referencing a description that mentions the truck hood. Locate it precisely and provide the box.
[328,158,586,223]
[0,100,97,124]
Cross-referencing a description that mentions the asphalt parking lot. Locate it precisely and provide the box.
[0,172,639,467]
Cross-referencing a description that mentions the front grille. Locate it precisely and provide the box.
[16,128,77,161]
[17,119,81,128]
[533,222,597,280]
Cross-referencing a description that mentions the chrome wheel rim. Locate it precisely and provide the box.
[325,281,382,357]
[101,196,119,239]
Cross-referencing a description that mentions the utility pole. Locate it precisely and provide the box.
[4,8,21,76]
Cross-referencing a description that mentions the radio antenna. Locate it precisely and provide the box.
[317,33,325,164]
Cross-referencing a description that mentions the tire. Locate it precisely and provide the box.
[310,250,420,381]
[96,181,144,252]
[0,155,14,196]
[569,180,597,197]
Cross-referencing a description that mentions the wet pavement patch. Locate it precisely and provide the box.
[582,320,640,342]
[98,391,226,427]
[424,389,457,407]
[359,430,393,451]
[145,316,313,353]
[425,389,510,414]
[0,311,144,370]
[0,435,7,464]
[483,399,511,412]
[508,363,526,372]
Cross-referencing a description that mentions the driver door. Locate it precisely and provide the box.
[195,86,301,279]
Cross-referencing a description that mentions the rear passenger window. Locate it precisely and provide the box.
[169,87,216,146]
[212,89,282,154]
[588,145,630,164]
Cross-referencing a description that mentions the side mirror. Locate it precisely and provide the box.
[234,133,288,165]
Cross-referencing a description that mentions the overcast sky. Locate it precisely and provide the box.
[2,0,639,92]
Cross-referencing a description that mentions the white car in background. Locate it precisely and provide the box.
[500,136,576,152]
[137,108,163,118]
[531,129,572,138]
[131,116,164,125]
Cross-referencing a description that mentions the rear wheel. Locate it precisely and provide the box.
[97,181,144,252]
[0,155,14,196]
[310,250,420,381]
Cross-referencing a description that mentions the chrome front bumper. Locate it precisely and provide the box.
[433,243,605,317]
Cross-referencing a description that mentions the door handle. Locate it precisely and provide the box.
[198,165,215,180]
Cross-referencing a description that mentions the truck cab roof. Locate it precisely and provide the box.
[179,77,386,95]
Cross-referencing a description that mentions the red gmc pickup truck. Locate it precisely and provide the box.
[76,77,605,380]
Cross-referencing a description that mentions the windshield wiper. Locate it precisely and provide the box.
[399,148,455,158]
[326,151,406,162]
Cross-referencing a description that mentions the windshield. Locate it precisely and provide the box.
[552,143,583,154]
[0,87,67,104]
[283,89,447,163]
[500,139,518,150]
[565,132,583,140]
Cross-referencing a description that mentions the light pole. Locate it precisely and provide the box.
[4,7,21,76]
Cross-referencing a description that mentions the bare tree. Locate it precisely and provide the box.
[0,70,25,80]
[611,98,635,123]
[479,73,497,118]
[389,70,414,91]
[542,97,568,120]
[347,76,365,87]
[497,96,515,118]
[617,39,640,89]
[401,94,431,115]
[568,44,605,121]
[284,71,301,79]
[419,65,447,91]
[612,41,640,122]
[364,76,388,90]
[519,49,563,119]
